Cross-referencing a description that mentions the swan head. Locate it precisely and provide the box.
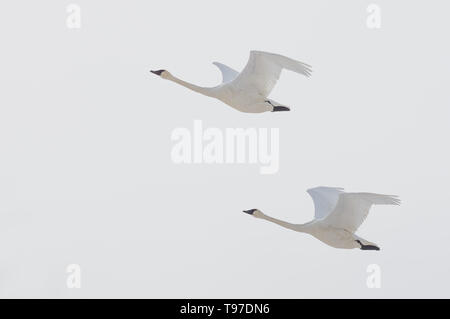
[243,209,263,218]
[150,69,171,79]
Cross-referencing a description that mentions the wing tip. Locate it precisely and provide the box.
[391,196,401,206]
[302,63,313,77]
[371,194,402,206]
[383,194,401,205]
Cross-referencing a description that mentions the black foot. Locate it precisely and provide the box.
[266,100,290,112]
[356,240,380,251]
[272,106,290,112]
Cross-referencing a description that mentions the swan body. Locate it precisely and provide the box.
[244,186,400,250]
[151,51,312,113]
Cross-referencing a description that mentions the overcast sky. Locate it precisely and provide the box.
[0,0,449,298]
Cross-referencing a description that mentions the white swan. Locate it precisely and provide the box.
[243,187,400,250]
[151,51,312,113]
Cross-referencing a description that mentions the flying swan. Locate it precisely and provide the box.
[151,50,311,113]
[243,187,400,250]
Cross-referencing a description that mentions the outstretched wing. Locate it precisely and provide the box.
[213,62,239,83]
[323,193,401,233]
[228,50,312,97]
[307,186,344,220]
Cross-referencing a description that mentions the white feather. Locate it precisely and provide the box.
[212,62,239,83]
[229,50,312,97]
[323,193,401,233]
[307,186,344,220]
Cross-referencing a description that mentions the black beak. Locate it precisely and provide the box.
[243,209,257,215]
[150,69,165,76]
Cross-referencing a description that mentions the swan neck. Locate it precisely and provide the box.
[260,214,308,233]
[167,74,213,96]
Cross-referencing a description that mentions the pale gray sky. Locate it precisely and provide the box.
[0,0,449,298]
